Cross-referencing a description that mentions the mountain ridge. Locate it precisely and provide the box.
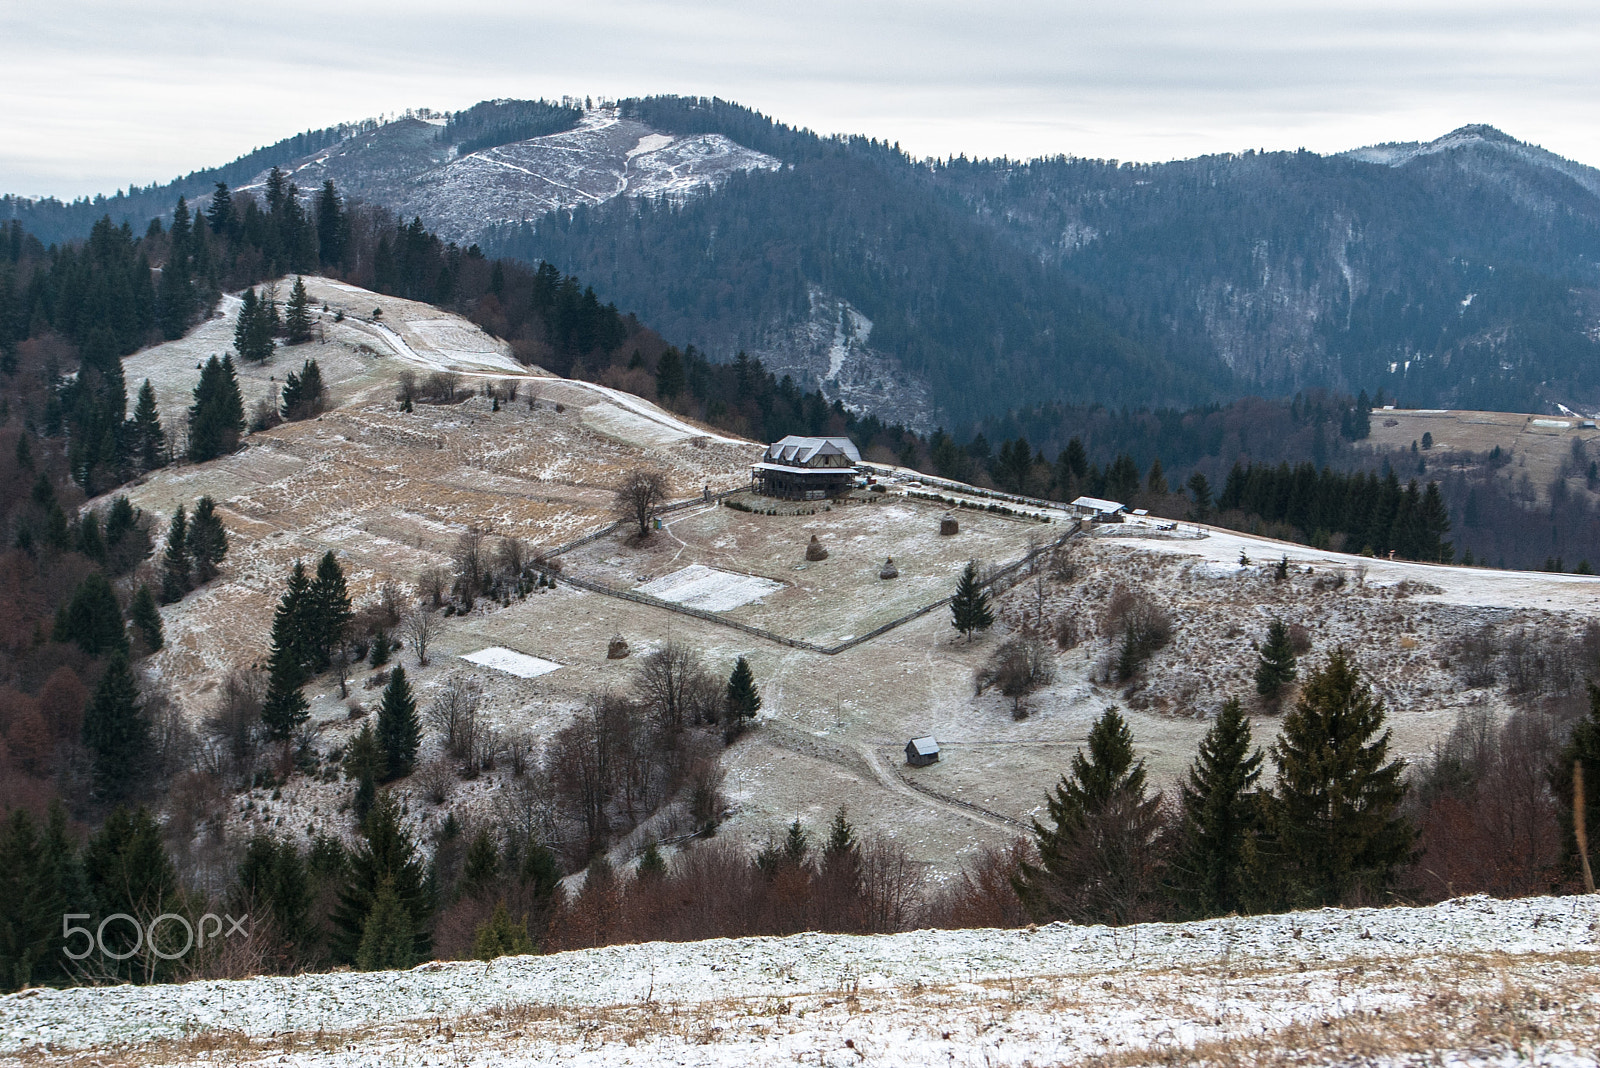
[8,99,1600,426]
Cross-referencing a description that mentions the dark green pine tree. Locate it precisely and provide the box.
[159,504,190,603]
[187,354,246,461]
[261,561,312,742]
[309,550,352,672]
[53,571,128,657]
[345,723,381,823]
[1013,707,1163,924]
[129,583,164,652]
[1173,698,1264,917]
[460,828,500,899]
[129,379,166,471]
[0,803,84,991]
[331,791,432,965]
[655,347,685,399]
[950,560,994,642]
[235,289,276,363]
[316,180,346,268]
[471,899,534,961]
[1255,619,1298,699]
[376,666,420,780]
[284,276,313,345]
[725,656,761,725]
[234,834,312,958]
[280,358,326,421]
[82,805,182,977]
[1186,471,1212,521]
[234,288,260,358]
[157,197,194,339]
[186,496,228,583]
[82,651,149,802]
[1271,650,1412,906]
[206,181,232,234]
[1419,481,1453,563]
[356,877,417,970]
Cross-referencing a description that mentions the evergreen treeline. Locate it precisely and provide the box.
[440,99,584,156]
[1215,462,1453,560]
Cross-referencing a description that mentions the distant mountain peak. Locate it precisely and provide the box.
[1438,123,1520,146]
[1342,124,1600,199]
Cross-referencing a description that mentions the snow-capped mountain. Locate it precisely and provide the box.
[250,107,779,243]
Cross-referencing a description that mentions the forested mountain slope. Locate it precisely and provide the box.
[10,99,1600,428]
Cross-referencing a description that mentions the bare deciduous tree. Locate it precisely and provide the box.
[976,635,1057,717]
[498,536,528,584]
[405,610,437,666]
[634,640,714,733]
[416,566,449,609]
[614,469,670,538]
[204,665,267,767]
[452,530,489,603]
[427,675,485,764]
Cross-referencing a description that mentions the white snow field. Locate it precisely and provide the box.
[2,896,1597,1066]
[458,647,562,678]
[636,563,785,611]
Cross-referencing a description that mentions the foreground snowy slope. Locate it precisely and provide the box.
[4,896,1597,1066]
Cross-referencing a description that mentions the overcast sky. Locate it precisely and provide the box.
[3,0,1599,198]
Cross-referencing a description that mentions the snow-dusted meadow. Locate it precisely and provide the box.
[3,895,1597,1066]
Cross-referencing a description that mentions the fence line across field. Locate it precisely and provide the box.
[534,513,1081,655]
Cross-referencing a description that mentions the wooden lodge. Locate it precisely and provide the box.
[752,435,862,500]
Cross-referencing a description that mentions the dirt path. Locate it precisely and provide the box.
[854,742,1020,833]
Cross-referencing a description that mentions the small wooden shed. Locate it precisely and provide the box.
[905,736,940,767]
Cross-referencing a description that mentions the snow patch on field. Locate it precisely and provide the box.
[458,647,562,678]
[636,564,784,611]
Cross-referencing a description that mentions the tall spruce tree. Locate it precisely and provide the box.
[261,561,312,741]
[316,180,346,268]
[309,550,352,672]
[129,379,166,471]
[725,656,761,725]
[82,651,148,801]
[129,583,164,652]
[376,666,420,780]
[1255,619,1298,699]
[159,504,191,603]
[280,358,326,421]
[330,791,432,965]
[1013,707,1163,924]
[284,277,313,345]
[1173,698,1264,917]
[1271,650,1411,906]
[187,354,245,461]
[206,181,232,234]
[53,571,127,656]
[234,834,312,956]
[0,803,83,991]
[186,496,228,583]
[950,559,994,642]
[82,806,181,977]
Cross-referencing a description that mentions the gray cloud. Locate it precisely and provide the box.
[3,0,1598,197]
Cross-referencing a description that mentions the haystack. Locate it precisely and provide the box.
[607,635,630,659]
[806,534,829,561]
[879,557,899,579]
[940,516,959,535]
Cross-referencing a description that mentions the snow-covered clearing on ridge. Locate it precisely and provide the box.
[458,647,562,678]
[2,896,1597,1066]
[636,563,785,611]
